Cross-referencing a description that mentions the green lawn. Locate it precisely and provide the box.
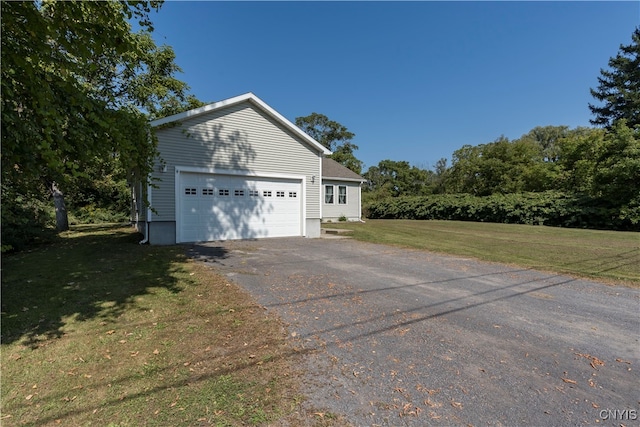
[1,225,330,427]
[328,220,640,286]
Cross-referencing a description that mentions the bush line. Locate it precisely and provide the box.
[364,191,640,231]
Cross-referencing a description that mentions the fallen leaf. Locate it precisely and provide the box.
[451,401,463,409]
[25,394,33,401]
[106,330,115,335]
[428,411,441,419]
[562,378,577,384]
[575,352,605,369]
[153,349,160,355]
[615,358,631,364]
[592,402,599,408]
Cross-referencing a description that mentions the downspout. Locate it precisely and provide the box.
[139,222,149,244]
[139,181,149,244]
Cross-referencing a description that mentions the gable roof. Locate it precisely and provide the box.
[150,92,332,156]
[322,157,365,182]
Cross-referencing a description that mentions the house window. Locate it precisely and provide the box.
[289,191,297,198]
[338,186,347,204]
[249,190,260,197]
[218,189,230,196]
[276,191,285,198]
[324,185,334,204]
[263,190,272,197]
[234,189,245,197]
[202,188,214,196]
[185,188,197,195]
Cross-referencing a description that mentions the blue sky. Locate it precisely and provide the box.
[149,1,639,171]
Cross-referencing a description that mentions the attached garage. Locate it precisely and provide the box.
[132,93,332,245]
[177,170,304,242]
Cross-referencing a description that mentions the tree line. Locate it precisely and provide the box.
[333,29,639,230]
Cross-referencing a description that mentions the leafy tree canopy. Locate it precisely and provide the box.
[295,112,363,174]
[589,27,640,128]
[1,0,198,238]
[363,160,434,198]
[1,0,192,198]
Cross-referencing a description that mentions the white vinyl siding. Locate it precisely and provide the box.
[322,180,361,221]
[151,101,321,222]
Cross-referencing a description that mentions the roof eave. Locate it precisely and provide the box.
[323,176,366,183]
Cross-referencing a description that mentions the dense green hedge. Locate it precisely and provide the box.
[364,191,640,231]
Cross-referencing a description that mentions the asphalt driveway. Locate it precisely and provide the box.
[187,237,639,426]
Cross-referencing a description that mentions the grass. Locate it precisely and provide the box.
[330,219,640,286]
[1,225,344,426]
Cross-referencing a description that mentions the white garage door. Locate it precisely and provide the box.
[178,173,302,242]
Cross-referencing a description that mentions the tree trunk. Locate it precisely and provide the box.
[51,182,69,231]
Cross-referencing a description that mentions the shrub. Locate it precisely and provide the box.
[364,191,640,231]
[1,187,57,253]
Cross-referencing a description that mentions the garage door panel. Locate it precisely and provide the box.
[178,173,302,242]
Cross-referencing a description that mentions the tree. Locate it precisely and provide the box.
[363,160,433,198]
[431,157,449,194]
[447,136,552,196]
[295,113,363,174]
[554,122,639,213]
[590,120,640,206]
[589,27,640,128]
[1,1,193,237]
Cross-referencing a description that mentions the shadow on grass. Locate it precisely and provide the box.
[0,225,228,348]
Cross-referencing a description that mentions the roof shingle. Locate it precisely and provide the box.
[322,158,365,181]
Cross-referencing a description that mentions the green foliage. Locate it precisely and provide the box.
[363,159,435,198]
[1,0,199,246]
[0,184,56,253]
[556,121,640,205]
[362,120,639,232]
[447,136,555,195]
[69,206,130,225]
[295,112,363,174]
[295,112,354,150]
[365,192,640,231]
[589,27,640,128]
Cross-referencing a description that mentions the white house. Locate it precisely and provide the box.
[322,157,365,222]
[132,93,363,244]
